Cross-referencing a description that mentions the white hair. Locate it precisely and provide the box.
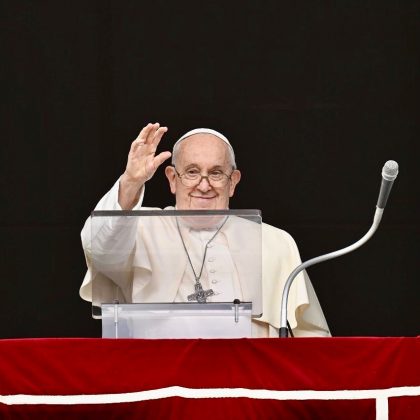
[171,128,237,169]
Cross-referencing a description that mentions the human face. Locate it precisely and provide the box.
[165,134,241,210]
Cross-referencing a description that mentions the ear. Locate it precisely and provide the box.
[165,166,177,195]
[228,169,241,197]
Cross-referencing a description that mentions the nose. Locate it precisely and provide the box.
[196,176,212,192]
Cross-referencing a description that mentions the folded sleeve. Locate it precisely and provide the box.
[79,178,145,302]
[260,223,331,337]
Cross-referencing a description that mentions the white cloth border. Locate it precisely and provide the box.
[1,385,419,420]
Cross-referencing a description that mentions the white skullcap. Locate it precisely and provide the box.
[173,128,233,151]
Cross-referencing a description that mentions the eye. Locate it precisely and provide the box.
[186,168,199,174]
[185,168,200,178]
[209,170,224,179]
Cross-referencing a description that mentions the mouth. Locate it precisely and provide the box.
[191,195,216,199]
[190,195,217,206]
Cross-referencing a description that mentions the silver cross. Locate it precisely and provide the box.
[187,282,215,303]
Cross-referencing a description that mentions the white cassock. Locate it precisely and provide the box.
[80,179,331,338]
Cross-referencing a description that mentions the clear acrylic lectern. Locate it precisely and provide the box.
[90,209,262,338]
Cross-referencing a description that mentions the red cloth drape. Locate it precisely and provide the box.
[0,337,419,419]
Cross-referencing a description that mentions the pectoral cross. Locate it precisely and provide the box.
[187,282,215,303]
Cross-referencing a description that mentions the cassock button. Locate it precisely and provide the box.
[208,257,215,262]
[211,280,218,284]
[209,269,216,273]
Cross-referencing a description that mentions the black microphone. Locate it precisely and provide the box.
[377,160,399,209]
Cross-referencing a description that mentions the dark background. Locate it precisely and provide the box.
[1,1,418,338]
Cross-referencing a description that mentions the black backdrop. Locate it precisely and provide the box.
[1,1,418,338]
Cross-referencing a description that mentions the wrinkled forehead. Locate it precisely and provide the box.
[177,134,231,167]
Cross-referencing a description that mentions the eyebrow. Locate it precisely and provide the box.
[182,164,225,171]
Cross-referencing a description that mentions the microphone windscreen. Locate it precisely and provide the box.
[382,160,399,181]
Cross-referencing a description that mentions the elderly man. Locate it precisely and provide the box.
[80,123,330,337]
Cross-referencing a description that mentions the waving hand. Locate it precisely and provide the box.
[119,123,171,209]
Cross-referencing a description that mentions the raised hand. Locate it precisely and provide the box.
[119,123,171,209]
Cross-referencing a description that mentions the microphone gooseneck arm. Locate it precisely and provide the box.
[279,207,383,337]
[279,160,398,338]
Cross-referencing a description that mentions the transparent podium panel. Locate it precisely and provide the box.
[102,302,253,338]
[90,209,262,338]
